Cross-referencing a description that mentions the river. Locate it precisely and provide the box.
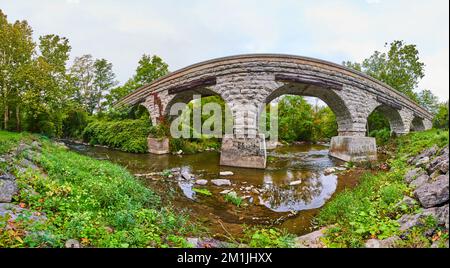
[67,142,362,239]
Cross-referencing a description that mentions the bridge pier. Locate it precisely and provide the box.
[220,134,267,169]
[329,136,377,162]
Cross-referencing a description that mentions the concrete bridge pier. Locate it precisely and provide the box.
[329,135,377,162]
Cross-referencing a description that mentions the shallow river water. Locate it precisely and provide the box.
[67,142,362,238]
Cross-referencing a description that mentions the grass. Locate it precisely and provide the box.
[0,131,199,248]
[243,227,295,248]
[316,129,449,248]
[224,192,243,207]
[192,188,212,196]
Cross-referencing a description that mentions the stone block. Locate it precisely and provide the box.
[329,136,377,162]
[220,134,266,169]
[147,137,170,154]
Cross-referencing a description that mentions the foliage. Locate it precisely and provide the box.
[369,128,391,145]
[417,89,440,114]
[82,118,152,153]
[344,40,425,102]
[316,129,449,247]
[0,131,197,248]
[244,228,295,248]
[105,54,168,107]
[192,188,212,196]
[433,101,449,129]
[224,192,243,207]
[367,110,390,133]
[62,106,89,139]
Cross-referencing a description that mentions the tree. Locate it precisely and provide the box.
[69,54,95,112]
[0,10,35,130]
[343,40,425,102]
[277,95,314,142]
[433,101,449,129]
[417,89,439,114]
[105,54,169,108]
[92,59,117,113]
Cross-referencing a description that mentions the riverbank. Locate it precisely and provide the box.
[0,130,199,247]
[299,129,449,248]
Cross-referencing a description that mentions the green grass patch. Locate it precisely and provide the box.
[243,227,295,248]
[192,188,212,196]
[224,192,243,207]
[316,129,449,248]
[1,131,198,248]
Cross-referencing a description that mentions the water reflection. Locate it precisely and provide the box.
[67,142,343,213]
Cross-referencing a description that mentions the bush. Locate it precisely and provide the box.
[62,107,89,139]
[369,128,391,145]
[82,118,152,153]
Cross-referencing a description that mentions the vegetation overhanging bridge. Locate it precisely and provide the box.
[115,54,433,169]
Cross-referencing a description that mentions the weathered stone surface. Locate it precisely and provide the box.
[211,179,231,186]
[398,205,449,232]
[395,196,417,210]
[409,174,430,188]
[365,236,400,248]
[15,143,32,154]
[0,172,15,181]
[329,136,377,162]
[220,134,266,169]
[404,168,427,184]
[294,228,327,248]
[65,239,81,248]
[413,175,449,208]
[408,145,439,165]
[18,158,39,171]
[0,203,46,222]
[195,179,208,185]
[147,137,170,154]
[181,171,193,180]
[0,179,18,202]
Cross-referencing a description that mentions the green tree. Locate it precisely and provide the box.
[344,40,425,102]
[69,54,95,112]
[277,96,314,142]
[92,59,117,113]
[417,89,439,114]
[433,101,449,129]
[105,54,169,107]
[0,10,35,130]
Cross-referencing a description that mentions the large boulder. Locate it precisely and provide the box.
[410,174,430,188]
[404,168,427,184]
[426,146,449,175]
[413,174,449,208]
[294,228,327,248]
[365,236,400,248]
[408,145,439,165]
[0,179,18,203]
[398,205,449,232]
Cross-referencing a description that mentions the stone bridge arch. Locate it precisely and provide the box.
[116,54,433,169]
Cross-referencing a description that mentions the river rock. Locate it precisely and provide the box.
[219,171,234,176]
[408,145,439,165]
[413,174,449,208]
[181,171,193,180]
[404,168,427,184]
[65,239,81,248]
[415,157,430,167]
[0,172,15,181]
[211,179,231,186]
[31,141,42,151]
[15,143,32,155]
[0,179,18,202]
[409,174,430,188]
[394,196,417,210]
[289,180,302,186]
[220,189,232,195]
[294,228,326,248]
[398,205,449,232]
[365,236,400,248]
[195,179,208,185]
[0,203,46,222]
[324,167,335,175]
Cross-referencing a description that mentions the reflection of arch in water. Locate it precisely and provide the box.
[259,174,338,212]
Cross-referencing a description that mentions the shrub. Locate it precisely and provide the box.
[369,128,391,145]
[82,118,151,153]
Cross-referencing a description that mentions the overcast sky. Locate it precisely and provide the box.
[1,0,449,100]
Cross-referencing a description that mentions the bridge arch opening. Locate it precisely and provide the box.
[264,84,348,138]
[366,104,404,137]
[410,116,426,132]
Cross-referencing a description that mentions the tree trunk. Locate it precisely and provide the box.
[16,105,20,131]
[3,104,8,130]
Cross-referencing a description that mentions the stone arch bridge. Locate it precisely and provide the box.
[116,54,433,169]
